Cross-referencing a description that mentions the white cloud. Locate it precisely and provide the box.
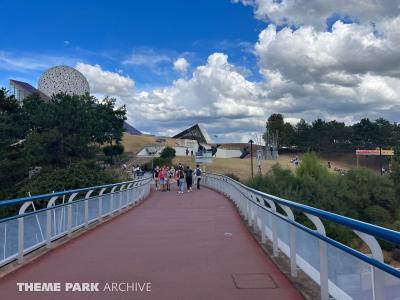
[0,51,77,72]
[123,48,171,67]
[73,1,400,142]
[253,19,400,117]
[173,57,189,73]
[234,0,400,30]
[76,62,135,97]
[78,54,271,142]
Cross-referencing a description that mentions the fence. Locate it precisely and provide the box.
[0,176,152,267]
[204,173,400,300]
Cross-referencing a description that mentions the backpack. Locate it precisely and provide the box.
[196,168,202,176]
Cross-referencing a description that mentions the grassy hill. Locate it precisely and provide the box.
[172,155,296,181]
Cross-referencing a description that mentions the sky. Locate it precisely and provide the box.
[1,0,400,143]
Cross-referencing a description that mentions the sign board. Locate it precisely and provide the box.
[195,151,213,164]
[356,149,394,156]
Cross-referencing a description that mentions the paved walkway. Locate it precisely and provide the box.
[0,186,303,299]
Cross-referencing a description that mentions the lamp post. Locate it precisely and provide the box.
[379,146,383,176]
[249,139,254,178]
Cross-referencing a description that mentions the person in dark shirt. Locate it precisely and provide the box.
[178,168,185,194]
[153,166,160,191]
[185,166,193,192]
[194,164,202,189]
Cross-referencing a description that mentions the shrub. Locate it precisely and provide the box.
[364,205,391,226]
[160,146,176,159]
[245,152,399,250]
[392,249,400,262]
[17,160,118,197]
[102,144,124,164]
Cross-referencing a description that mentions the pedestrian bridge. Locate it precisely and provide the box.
[0,174,399,299]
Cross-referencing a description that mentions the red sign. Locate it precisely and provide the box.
[356,149,394,156]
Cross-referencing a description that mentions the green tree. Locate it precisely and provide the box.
[160,146,176,159]
[263,113,295,147]
[0,90,127,200]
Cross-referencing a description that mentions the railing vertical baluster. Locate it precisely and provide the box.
[277,204,297,277]
[110,186,118,214]
[353,230,385,300]
[98,188,107,221]
[67,193,78,236]
[265,199,279,257]
[18,201,32,263]
[84,190,94,228]
[305,213,329,300]
[46,196,58,247]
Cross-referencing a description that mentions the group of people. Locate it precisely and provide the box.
[153,163,202,194]
[122,163,144,179]
[185,148,194,156]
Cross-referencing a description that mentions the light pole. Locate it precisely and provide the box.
[249,139,254,178]
[379,146,383,176]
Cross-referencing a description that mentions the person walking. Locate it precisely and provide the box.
[135,164,140,178]
[178,168,185,194]
[159,166,167,192]
[167,166,174,191]
[153,166,160,191]
[175,167,180,188]
[194,164,202,189]
[185,166,193,192]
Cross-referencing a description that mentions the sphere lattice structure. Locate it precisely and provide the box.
[38,66,90,97]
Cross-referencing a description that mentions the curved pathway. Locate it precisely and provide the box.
[0,186,303,299]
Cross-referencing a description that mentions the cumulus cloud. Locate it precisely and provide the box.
[173,57,189,73]
[252,19,400,118]
[255,21,400,82]
[75,1,400,142]
[76,62,135,97]
[78,54,270,141]
[234,0,400,29]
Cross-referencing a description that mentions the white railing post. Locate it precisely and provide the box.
[354,230,385,300]
[46,196,58,248]
[18,201,32,263]
[84,190,94,228]
[265,199,279,257]
[277,203,297,277]
[119,185,125,210]
[67,193,78,236]
[127,183,133,206]
[305,213,329,300]
[110,186,118,214]
[98,188,107,221]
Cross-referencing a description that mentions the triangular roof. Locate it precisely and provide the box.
[173,124,212,144]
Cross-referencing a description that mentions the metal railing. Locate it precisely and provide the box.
[204,173,400,300]
[0,176,152,267]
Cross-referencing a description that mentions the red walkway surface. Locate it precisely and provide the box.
[0,186,303,300]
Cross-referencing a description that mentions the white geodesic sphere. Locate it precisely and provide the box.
[38,66,90,97]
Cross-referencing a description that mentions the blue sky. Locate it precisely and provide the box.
[0,0,262,89]
[1,1,399,142]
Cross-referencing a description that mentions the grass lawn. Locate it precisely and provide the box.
[172,155,296,181]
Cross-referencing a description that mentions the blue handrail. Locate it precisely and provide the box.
[0,176,151,208]
[207,173,400,279]
[210,173,400,245]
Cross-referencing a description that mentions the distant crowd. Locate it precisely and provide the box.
[153,163,202,194]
